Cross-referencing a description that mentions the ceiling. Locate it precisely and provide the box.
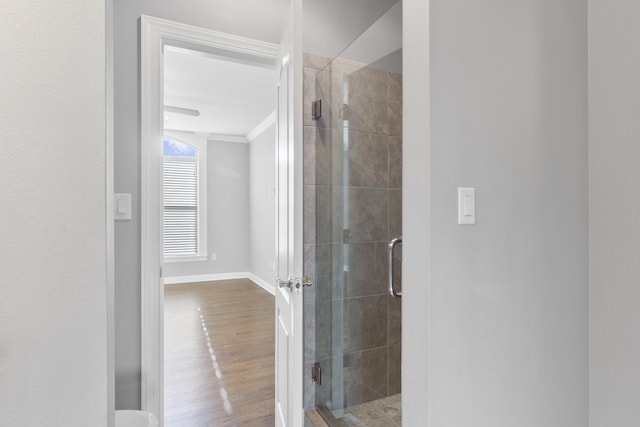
[161,0,401,138]
[163,47,276,138]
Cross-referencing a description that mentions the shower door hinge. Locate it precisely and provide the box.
[312,99,322,120]
[311,362,322,386]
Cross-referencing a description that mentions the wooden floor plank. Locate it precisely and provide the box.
[164,279,275,426]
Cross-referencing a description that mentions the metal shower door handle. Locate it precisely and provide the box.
[388,237,402,297]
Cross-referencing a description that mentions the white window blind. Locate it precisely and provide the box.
[163,156,198,256]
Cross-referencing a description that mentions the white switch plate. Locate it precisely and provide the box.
[211,253,217,261]
[458,187,476,225]
[114,193,131,221]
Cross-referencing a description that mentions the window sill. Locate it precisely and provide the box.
[164,255,208,263]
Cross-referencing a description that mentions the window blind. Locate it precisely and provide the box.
[163,156,198,256]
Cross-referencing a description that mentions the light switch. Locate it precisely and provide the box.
[114,193,131,221]
[458,187,475,225]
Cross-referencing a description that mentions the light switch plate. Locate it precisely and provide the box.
[458,187,476,225]
[114,193,131,221]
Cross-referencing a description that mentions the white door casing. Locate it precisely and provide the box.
[140,16,280,426]
[274,0,304,426]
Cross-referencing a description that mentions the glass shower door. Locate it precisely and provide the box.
[305,16,403,423]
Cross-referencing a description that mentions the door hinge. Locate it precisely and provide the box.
[312,99,322,120]
[311,362,322,386]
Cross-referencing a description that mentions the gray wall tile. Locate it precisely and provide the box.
[343,295,388,353]
[387,72,402,138]
[305,302,316,364]
[343,347,388,407]
[314,300,334,360]
[388,189,402,240]
[346,188,388,243]
[304,244,317,303]
[304,185,316,244]
[346,67,388,135]
[388,136,402,188]
[344,243,387,298]
[347,131,389,188]
[388,296,401,346]
[388,344,401,395]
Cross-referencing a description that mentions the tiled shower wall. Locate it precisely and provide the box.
[303,53,402,411]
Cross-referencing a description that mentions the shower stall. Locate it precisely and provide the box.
[303,2,403,425]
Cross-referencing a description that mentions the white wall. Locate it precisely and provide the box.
[405,0,589,425]
[0,1,107,425]
[113,0,286,407]
[249,124,277,286]
[163,139,250,277]
[589,1,640,425]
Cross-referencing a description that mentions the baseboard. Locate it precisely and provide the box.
[247,273,276,296]
[163,272,276,296]
[163,272,248,285]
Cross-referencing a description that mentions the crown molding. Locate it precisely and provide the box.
[247,111,276,142]
[207,133,248,144]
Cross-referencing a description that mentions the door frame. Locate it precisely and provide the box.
[140,15,280,424]
[274,0,304,424]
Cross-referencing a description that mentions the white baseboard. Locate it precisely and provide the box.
[247,273,276,296]
[163,272,248,285]
[163,271,276,296]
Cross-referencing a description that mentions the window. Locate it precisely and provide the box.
[163,136,207,260]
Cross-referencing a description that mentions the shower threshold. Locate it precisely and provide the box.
[311,394,402,427]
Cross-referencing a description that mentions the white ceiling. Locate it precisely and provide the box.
[163,47,276,137]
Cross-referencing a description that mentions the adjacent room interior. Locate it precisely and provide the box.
[160,45,279,426]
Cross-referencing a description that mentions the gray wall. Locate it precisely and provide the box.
[0,0,108,424]
[249,124,277,285]
[405,0,589,425]
[303,0,397,61]
[164,139,250,277]
[402,0,430,425]
[113,0,286,408]
[589,0,640,425]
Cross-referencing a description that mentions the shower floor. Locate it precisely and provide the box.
[312,394,402,427]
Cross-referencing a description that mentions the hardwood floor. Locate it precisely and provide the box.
[164,279,275,426]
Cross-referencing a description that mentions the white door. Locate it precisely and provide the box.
[275,0,303,425]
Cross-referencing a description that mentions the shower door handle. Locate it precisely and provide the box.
[388,237,402,297]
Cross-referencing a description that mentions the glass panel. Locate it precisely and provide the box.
[304,1,402,425]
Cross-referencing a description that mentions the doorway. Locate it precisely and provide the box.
[160,43,278,426]
[139,16,287,425]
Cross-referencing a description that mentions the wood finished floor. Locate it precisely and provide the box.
[164,279,275,426]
